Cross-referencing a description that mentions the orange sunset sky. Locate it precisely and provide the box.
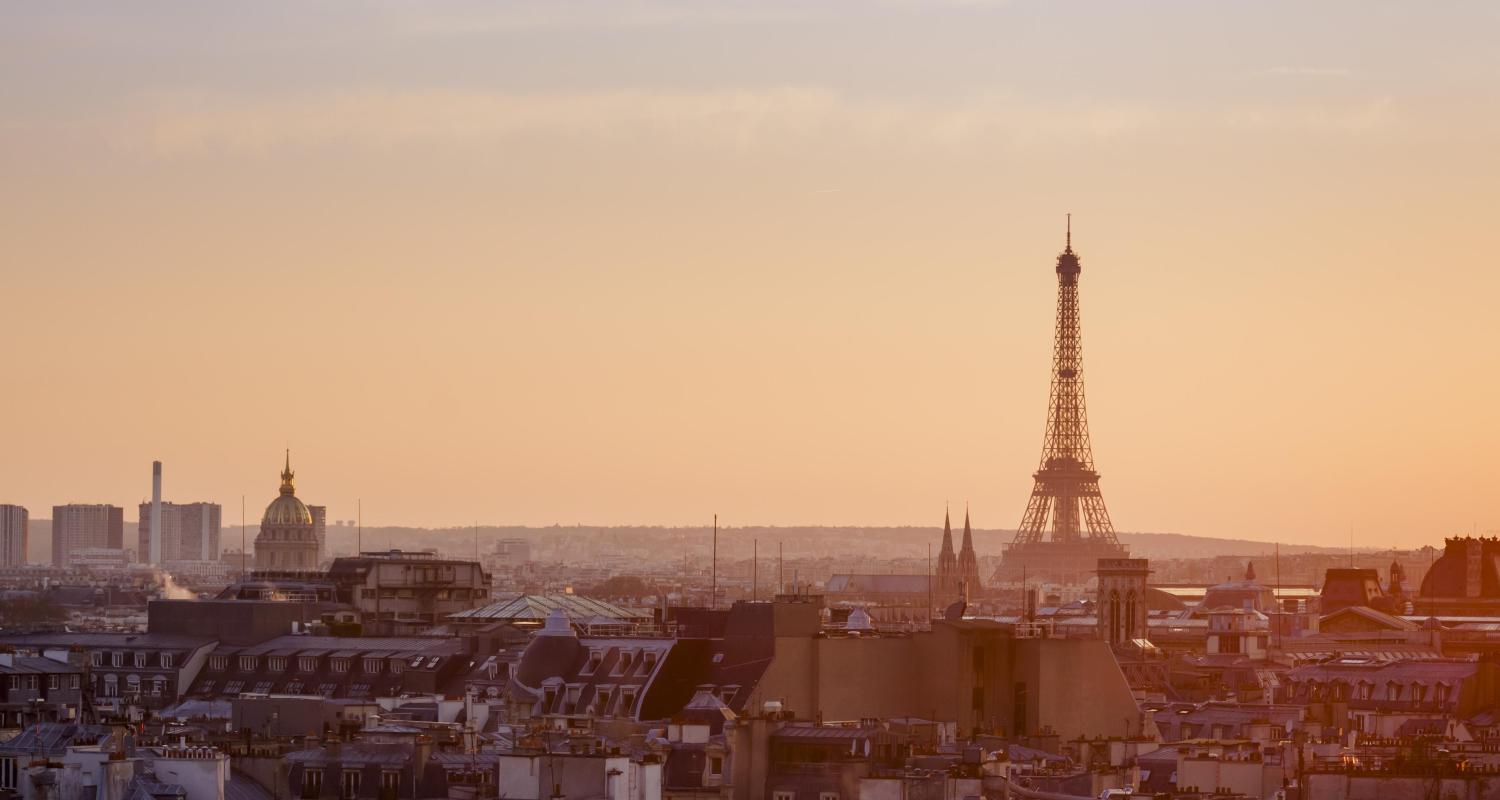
[2,2,1498,546]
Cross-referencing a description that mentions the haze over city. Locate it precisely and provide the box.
[5,1,1499,547]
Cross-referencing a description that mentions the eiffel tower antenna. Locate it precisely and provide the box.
[995,218,1126,584]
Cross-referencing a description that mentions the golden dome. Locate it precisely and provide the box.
[262,450,313,527]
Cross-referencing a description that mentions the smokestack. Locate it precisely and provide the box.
[150,461,162,564]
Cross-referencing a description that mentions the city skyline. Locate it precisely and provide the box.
[4,2,1499,546]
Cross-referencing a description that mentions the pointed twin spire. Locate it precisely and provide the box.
[940,505,955,555]
[280,448,296,495]
[961,503,975,553]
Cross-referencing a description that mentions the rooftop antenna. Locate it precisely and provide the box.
[753,538,758,602]
[357,498,362,555]
[240,494,246,576]
[1065,213,1072,252]
[474,521,479,562]
[778,540,784,596]
[711,514,718,611]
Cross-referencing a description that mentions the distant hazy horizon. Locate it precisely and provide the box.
[4,2,1498,547]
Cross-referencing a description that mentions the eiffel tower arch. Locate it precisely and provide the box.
[993,220,1127,585]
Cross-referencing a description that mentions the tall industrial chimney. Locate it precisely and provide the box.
[150,461,162,564]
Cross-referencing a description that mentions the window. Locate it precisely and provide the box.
[620,688,637,714]
[300,657,318,673]
[135,652,147,668]
[332,658,350,673]
[380,771,400,796]
[820,793,840,800]
[1412,683,1428,704]
[709,757,723,776]
[389,659,404,675]
[126,675,141,694]
[1,757,17,791]
[340,770,360,800]
[48,675,60,690]
[302,769,323,799]
[90,652,103,667]
[68,675,80,690]
[773,792,795,800]
[210,656,228,671]
[111,652,123,667]
[285,681,305,694]
[585,650,603,675]
[25,675,37,691]
[153,677,166,696]
[239,656,257,672]
[363,659,381,674]
[1387,682,1402,701]
[224,680,244,694]
[253,681,274,694]
[270,657,287,672]
[102,674,118,697]
[362,589,376,599]
[596,687,613,715]
[1437,683,1452,705]
[616,650,635,676]
[160,653,173,669]
[643,651,658,671]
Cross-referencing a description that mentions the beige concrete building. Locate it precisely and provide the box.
[51,504,124,566]
[327,550,491,636]
[138,501,222,564]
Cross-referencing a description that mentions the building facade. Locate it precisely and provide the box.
[327,550,491,636]
[0,504,27,567]
[51,504,124,566]
[138,501,223,564]
[254,453,320,571]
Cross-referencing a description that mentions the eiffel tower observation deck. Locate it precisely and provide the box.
[993,220,1128,585]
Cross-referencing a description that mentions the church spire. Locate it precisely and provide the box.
[961,504,975,553]
[940,506,955,555]
[280,449,296,495]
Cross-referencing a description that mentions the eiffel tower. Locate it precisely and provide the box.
[993,219,1127,585]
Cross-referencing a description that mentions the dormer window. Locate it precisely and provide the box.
[160,653,173,669]
[585,650,604,675]
[620,687,637,715]
[299,656,318,673]
[134,652,147,668]
[542,684,559,712]
[1437,683,1452,705]
[111,652,123,667]
[91,652,103,667]
[331,658,350,673]
[269,657,287,672]
[1412,683,1428,704]
[364,658,381,674]
[239,656,257,672]
[596,686,614,716]
[565,684,582,714]
[615,650,636,676]
[643,651,658,671]
[1387,682,1402,701]
[389,659,404,675]
[210,656,228,671]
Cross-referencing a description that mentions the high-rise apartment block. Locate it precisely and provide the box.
[0,504,28,566]
[310,504,327,565]
[138,502,223,563]
[51,504,124,566]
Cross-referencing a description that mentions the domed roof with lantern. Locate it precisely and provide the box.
[262,450,313,527]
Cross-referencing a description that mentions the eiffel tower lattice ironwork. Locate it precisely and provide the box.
[995,219,1126,584]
